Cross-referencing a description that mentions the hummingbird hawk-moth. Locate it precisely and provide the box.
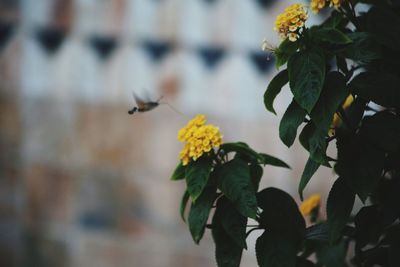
[128,92,162,115]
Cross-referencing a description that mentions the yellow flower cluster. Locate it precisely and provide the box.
[300,194,321,216]
[330,94,354,135]
[177,115,223,166]
[311,0,342,14]
[274,4,308,42]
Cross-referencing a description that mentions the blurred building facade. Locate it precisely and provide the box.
[0,0,335,266]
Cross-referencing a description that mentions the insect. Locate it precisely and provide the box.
[128,92,183,115]
[128,92,162,115]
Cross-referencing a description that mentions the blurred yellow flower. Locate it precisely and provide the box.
[300,194,321,216]
[274,3,308,42]
[178,115,223,166]
[311,0,342,14]
[330,94,354,135]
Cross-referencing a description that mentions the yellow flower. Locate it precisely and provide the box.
[274,4,308,42]
[330,94,354,135]
[311,0,342,14]
[177,115,223,166]
[300,194,321,216]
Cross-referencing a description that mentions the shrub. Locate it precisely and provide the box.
[171,1,400,266]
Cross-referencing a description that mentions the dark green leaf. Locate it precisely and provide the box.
[354,205,384,249]
[257,187,306,241]
[336,130,386,201]
[299,123,329,165]
[256,231,297,267]
[345,97,366,129]
[305,223,329,242]
[339,32,381,63]
[299,122,315,151]
[349,72,400,108]
[258,153,291,169]
[299,157,321,200]
[214,197,248,249]
[316,239,349,267]
[212,211,243,267]
[388,247,400,267]
[375,176,400,226]
[264,69,289,114]
[383,224,400,247]
[352,147,385,202]
[308,128,328,164]
[310,72,349,132]
[275,39,300,68]
[185,157,213,201]
[296,257,316,267]
[336,56,348,74]
[171,162,186,181]
[249,163,263,192]
[327,177,355,243]
[279,100,307,147]
[180,190,190,222]
[220,142,259,162]
[217,159,257,218]
[365,6,400,50]
[360,111,400,152]
[321,10,346,28]
[310,27,352,44]
[188,186,217,243]
[288,48,326,113]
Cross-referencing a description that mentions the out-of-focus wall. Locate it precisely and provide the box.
[0,0,335,266]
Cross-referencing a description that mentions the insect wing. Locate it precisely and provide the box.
[132,92,147,109]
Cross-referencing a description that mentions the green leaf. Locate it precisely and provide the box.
[310,27,352,44]
[275,39,300,68]
[214,197,248,249]
[257,187,306,241]
[185,157,213,201]
[299,157,321,200]
[256,231,297,267]
[349,72,400,108]
[188,186,217,243]
[279,100,307,147]
[258,153,290,169]
[217,159,257,218]
[171,162,186,181]
[305,223,330,242]
[264,69,289,114]
[327,177,355,243]
[249,163,263,192]
[310,72,349,132]
[212,210,243,267]
[180,190,190,222]
[220,142,259,162]
[288,48,326,113]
